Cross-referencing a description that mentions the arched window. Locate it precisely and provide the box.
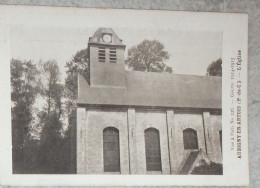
[219,130,222,152]
[144,128,162,171]
[183,128,198,150]
[103,127,120,172]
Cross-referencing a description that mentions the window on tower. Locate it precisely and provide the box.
[98,47,117,63]
[109,48,117,63]
[98,47,106,63]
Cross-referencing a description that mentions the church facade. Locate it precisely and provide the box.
[77,28,222,174]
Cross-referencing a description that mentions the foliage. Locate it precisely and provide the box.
[36,60,68,173]
[11,59,39,125]
[38,60,64,118]
[126,39,172,73]
[11,59,73,174]
[37,112,63,173]
[191,162,223,175]
[11,59,39,173]
[207,58,222,76]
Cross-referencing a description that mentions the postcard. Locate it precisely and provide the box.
[0,5,248,186]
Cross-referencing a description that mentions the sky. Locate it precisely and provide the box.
[10,25,222,82]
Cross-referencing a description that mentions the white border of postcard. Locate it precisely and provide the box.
[0,5,248,186]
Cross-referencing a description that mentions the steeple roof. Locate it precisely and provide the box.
[89,28,125,46]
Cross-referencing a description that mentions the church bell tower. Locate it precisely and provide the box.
[88,28,126,88]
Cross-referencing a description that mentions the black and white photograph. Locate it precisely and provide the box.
[0,5,249,186]
[10,26,223,175]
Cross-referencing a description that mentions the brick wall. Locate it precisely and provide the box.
[77,107,86,173]
[84,108,129,174]
[77,107,222,174]
[210,114,222,163]
[172,111,206,173]
[135,110,170,174]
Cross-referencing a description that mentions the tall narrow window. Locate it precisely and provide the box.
[145,128,162,171]
[219,130,222,152]
[109,48,117,63]
[183,128,198,150]
[103,127,120,172]
[98,46,106,63]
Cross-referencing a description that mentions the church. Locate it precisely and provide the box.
[76,28,222,174]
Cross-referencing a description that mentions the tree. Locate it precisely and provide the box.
[11,57,79,174]
[10,59,39,173]
[126,39,172,73]
[37,60,65,173]
[38,60,64,118]
[37,111,63,173]
[207,58,222,76]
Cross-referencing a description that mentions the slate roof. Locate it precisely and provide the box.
[78,70,222,109]
[89,28,125,46]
